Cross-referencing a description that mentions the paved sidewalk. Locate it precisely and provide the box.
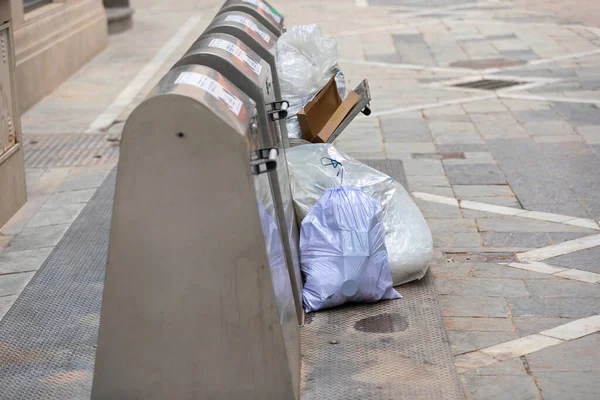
[0,0,599,398]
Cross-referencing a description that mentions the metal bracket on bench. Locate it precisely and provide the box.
[327,79,373,143]
[266,100,289,121]
[250,148,278,175]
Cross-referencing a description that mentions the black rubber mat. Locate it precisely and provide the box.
[0,159,462,399]
[0,169,115,400]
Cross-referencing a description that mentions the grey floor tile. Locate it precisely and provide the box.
[441,295,510,318]
[544,247,600,274]
[527,82,582,94]
[449,331,517,355]
[453,185,514,197]
[471,264,552,280]
[461,358,527,376]
[486,34,518,41]
[0,235,12,250]
[436,144,488,153]
[406,175,450,190]
[526,334,600,372]
[534,371,600,400]
[537,142,600,211]
[512,109,562,124]
[445,164,506,185]
[427,218,478,233]
[410,186,454,197]
[392,33,427,45]
[547,232,590,244]
[487,139,592,218]
[365,53,400,63]
[414,199,463,219]
[432,262,474,279]
[44,188,96,207]
[476,217,595,233]
[482,232,550,247]
[0,272,36,297]
[445,316,514,332]
[551,103,600,126]
[434,232,482,248]
[500,49,538,60]
[380,118,432,142]
[508,297,600,318]
[58,170,111,192]
[512,317,576,337]
[5,224,70,252]
[524,201,592,219]
[0,294,18,320]
[524,279,600,298]
[436,278,528,297]
[403,159,445,176]
[461,196,522,208]
[460,374,541,400]
[0,248,53,274]
[461,209,505,219]
[25,203,86,228]
[582,197,600,219]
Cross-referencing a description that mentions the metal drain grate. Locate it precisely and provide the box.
[23,134,120,168]
[453,79,523,91]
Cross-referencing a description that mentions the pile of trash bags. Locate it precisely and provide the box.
[276,25,433,313]
[287,145,433,312]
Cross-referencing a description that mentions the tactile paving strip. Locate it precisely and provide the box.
[300,159,464,400]
[0,169,115,399]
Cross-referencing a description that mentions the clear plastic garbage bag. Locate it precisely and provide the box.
[287,144,433,286]
[276,24,346,139]
[301,186,401,312]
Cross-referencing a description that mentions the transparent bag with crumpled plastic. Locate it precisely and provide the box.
[287,144,433,285]
[276,24,346,139]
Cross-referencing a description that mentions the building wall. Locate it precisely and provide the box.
[10,0,108,112]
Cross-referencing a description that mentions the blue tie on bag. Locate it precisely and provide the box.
[300,186,401,312]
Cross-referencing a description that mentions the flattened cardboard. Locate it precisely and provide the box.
[297,77,341,141]
[311,90,360,143]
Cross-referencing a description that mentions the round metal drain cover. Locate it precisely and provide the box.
[354,313,409,333]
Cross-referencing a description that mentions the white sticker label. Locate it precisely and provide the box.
[224,15,271,43]
[242,0,282,24]
[174,72,243,116]
[208,38,263,75]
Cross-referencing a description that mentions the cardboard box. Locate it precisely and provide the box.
[311,91,360,143]
[297,77,361,143]
[297,77,341,142]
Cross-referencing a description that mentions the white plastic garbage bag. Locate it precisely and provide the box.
[276,24,346,138]
[301,186,401,312]
[287,144,433,286]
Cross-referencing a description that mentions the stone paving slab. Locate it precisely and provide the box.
[507,297,600,318]
[543,247,600,273]
[534,371,600,400]
[459,374,541,400]
[525,333,600,372]
[513,317,577,337]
